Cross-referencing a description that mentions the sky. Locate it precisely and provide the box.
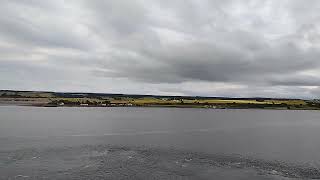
[1,0,320,98]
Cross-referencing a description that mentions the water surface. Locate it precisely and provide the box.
[1,106,320,179]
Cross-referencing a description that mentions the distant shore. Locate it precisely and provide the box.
[1,90,320,110]
[1,98,320,110]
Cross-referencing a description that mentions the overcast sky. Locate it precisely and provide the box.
[1,0,320,98]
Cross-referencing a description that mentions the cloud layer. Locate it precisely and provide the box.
[1,0,320,98]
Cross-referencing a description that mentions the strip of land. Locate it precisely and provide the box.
[1,90,320,110]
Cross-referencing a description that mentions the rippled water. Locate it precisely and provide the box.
[1,106,320,179]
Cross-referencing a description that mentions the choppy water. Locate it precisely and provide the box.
[1,106,320,179]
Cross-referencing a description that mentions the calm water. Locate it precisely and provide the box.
[1,106,320,163]
[1,106,320,179]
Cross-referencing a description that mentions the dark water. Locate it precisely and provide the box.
[1,106,320,179]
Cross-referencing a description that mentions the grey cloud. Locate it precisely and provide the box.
[1,0,320,97]
[269,74,320,87]
[0,1,95,50]
[96,38,320,86]
[82,0,149,40]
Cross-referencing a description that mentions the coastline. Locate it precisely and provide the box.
[1,100,320,110]
[1,90,319,110]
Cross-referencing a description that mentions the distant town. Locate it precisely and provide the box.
[1,90,320,110]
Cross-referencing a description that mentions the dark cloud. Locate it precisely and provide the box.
[1,0,320,97]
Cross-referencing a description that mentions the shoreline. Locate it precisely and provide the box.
[1,93,319,110]
[1,102,320,111]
